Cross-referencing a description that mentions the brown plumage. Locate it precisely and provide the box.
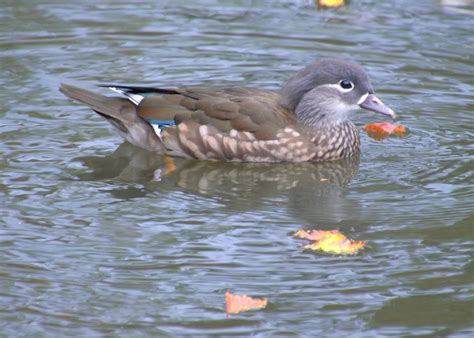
[60,59,395,162]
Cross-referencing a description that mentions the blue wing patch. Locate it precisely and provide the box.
[147,119,176,127]
[147,119,176,138]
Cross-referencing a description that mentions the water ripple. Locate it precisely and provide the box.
[1,0,473,336]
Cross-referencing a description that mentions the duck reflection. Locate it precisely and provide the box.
[72,143,361,225]
[74,143,162,183]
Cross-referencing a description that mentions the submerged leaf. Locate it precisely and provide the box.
[225,292,267,314]
[364,123,407,140]
[162,156,177,176]
[293,229,366,255]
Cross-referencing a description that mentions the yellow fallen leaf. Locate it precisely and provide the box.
[317,0,344,9]
[304,237,366,255]
[294,229,366,255]
[225,292,267,314]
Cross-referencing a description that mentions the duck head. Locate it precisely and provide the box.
[281,59,396,128]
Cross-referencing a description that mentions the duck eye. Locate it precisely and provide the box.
[339,80,353,90]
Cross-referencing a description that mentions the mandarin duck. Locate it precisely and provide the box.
[60,59,395,162]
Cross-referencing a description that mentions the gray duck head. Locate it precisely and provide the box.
[281,59,395,128]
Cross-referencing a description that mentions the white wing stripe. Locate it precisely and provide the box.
[108,87,144,105]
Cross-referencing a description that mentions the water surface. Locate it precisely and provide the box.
[1,0,473,336]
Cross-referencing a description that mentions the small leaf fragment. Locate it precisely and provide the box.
[225,292,267,314]
[317,0,345,9]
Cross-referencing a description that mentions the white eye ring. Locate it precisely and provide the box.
[339,80,354,92]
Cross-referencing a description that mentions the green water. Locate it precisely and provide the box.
[1,0,473,336]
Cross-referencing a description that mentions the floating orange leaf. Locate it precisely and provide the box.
[294,229,366,255]
[225,292,267,314]
[364,123,407,140]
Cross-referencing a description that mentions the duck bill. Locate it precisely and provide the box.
[359,94,396,119]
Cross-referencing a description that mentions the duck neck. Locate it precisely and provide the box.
[295,107,351,131]
[294,95,354,130]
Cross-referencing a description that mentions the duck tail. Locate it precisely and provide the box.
[60,84,164,152]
